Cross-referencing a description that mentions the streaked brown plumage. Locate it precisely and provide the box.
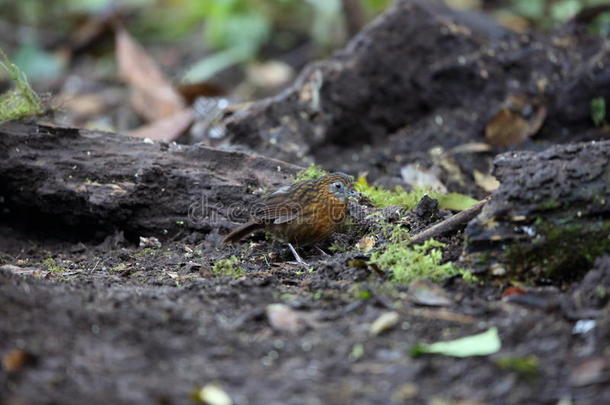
[223,173,356,246]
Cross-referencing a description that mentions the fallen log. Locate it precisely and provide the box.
[219,0,610,169]
[463,140,610,281]
[0,121,300,238]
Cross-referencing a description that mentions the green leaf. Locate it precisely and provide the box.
[182,46,252,83]
[410,327,501,357]
[436,193,478,211]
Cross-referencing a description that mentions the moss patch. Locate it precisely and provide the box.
[370,228,461,284]
[496,355,540,379]
[293,165,477,211]
[355,176,477,211]
[0,50,43,123]
[212,255,245,278]
[506,216,610,281]
[591,96,606,127]
[294,163,328,182]
[42,257,65,273]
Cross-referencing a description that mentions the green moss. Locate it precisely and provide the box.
[506,216,610,280]
[591,97,606,127]
[496,355,540,379]
[42,257,64,273]
[134,247,157,257]
[370,228,461,284]
[294,163,328,182]
[356,176,428,210]
[212,255,245,278]
[111,263,128,272]
[356,176,477,211]
[0,49,43,123]
[539,199,561,210]
[460,270,480,284]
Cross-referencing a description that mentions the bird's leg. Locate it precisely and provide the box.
[287,243,308,266]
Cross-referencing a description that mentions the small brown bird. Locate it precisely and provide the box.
[224,172,357,263]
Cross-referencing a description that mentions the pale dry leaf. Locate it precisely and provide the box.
[266,303,305,334]
[139,236,161,248]
[400,163,447,193]
[246,60,294,89]
[473,169,500,192]
[194,384,233,405]
[370,311,400,335]
[448,142,492,155]
[408,279,453,307]
[116,29,185,122]
[355,235,375,253]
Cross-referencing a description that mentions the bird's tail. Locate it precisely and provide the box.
[223,222,264,244]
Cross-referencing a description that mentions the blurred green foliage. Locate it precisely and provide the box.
[0,0,607,84]
[591,97,607,127]
[511,0,609,33]
[0,50,43,123]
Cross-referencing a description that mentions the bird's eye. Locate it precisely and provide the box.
[334,182,342,189]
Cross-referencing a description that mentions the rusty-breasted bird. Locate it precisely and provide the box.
[223,172,357,263]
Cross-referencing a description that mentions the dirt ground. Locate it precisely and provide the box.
[1,213,610,405]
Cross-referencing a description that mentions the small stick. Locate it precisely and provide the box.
[409,198,489,245]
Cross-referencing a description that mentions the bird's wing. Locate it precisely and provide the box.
[252,180,314,223]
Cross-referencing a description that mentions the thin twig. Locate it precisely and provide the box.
[409,197,489,245]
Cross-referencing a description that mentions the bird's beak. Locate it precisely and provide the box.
[348,189,361,200]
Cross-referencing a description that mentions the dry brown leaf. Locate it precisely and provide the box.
[128,108,195,142]
[116,29,185,122]
[485,94,547,147]
[177,82,226,104]
[2,349,36,374]
[485,108,530,147]
[570,357,610,387]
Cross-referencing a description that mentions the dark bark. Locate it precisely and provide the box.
[0,121,301,238]
[463,140,610,280]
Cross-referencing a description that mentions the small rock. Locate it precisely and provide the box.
[414,195,440,220]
